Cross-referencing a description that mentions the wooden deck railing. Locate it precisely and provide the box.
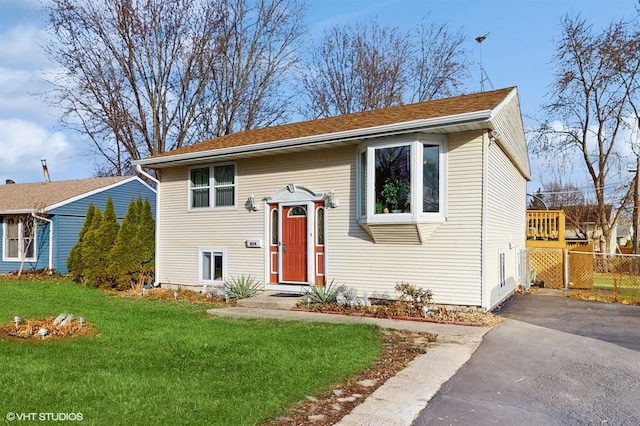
[526,210,566,248]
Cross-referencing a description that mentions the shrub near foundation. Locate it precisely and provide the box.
[223,274,263,299]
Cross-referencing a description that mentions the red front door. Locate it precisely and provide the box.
[282,205,308,282]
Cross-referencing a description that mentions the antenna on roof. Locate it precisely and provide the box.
[41,159,51,182]
[475,33,494,92]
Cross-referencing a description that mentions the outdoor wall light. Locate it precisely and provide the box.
[246,193,259,212]
[326,188,339,208]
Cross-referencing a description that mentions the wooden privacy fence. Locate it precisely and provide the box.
[529,247,564,288]
[568,248,594,290]
[528,244,640,294]
[528,243,595,290]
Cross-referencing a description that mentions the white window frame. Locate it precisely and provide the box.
[499,249,507,294]
[198,247,226,284]
[2,216,37,262]
[188,162,237,210]
[356,134,446,224]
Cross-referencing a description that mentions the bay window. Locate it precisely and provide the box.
[357,134,445,223]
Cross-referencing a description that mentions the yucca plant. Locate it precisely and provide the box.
[223,274,263,299]
[302,279,348,306]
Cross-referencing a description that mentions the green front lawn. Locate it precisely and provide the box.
[593,273,640,298]
[0,278,381,425]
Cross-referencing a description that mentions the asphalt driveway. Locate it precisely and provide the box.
[414,293,640,425]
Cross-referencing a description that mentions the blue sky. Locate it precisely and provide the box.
[0,0,636,190]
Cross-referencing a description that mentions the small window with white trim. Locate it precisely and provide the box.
[189,163,236,209]
[198,247,226,283]
[2,216,36,261]
[499,249,507,293]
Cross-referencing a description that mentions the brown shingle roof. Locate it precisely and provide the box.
[148,87,515,160]
[0,176,131,213]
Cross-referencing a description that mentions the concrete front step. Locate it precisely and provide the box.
[236,292,304,310]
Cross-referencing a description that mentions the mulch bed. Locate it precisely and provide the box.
[292,302,502,327]
[1,317,98,342]
[106,287,234,307]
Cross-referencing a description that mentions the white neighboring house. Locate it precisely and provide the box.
[136,87,530,310]
[616,225,633,249]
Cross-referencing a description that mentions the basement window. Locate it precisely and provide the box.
[198,247,226,284]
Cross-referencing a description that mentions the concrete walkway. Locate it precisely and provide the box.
[208,302,489,425]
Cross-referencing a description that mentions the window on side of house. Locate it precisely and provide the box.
[357,134,445,223]
[198,247,226,284]
[2,216,36,261]
[499,249,507,293]
[189,163,236,209]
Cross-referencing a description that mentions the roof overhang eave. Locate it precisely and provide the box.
[0,208,42,215]
[135,110,493,169]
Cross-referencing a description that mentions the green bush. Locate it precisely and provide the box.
[224,274,263,299]
[135,198,155,285]
[302,279,348,305]
[82,197,120,287]
[67,203,96,282]
[68,196,155,290]
[109,198,141,290]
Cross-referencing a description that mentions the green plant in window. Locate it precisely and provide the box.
[381,178,410,212]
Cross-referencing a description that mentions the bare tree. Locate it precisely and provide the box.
[197,0,307,137]
[299,17,470,119]
[300,21,410,118]
[411,17,471,102]
[531,14,638,252]
[45,0,306,174]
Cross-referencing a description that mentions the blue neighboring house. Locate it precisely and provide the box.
[0,176,156,274]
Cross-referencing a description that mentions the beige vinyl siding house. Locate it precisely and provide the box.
[137,87,530,310]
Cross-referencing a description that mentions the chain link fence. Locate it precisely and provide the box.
[565,251,640,298]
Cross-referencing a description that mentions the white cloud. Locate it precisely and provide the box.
[0,25,52,69]
[0,118,76,183]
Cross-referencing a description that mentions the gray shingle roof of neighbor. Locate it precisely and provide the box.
[0,176,131,213]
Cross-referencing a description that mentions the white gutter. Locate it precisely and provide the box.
[31,211,53,271]
[135,110,493,168]
[136,164,160,287]
[135,164,159,185]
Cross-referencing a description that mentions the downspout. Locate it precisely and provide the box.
[136,164,160,286]
[481,132,490,309]
[31,212,53,271]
